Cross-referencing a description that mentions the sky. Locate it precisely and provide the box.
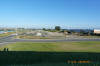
[0,0,100,29]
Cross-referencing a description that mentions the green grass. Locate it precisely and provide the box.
[0,41,100,52]
[0,32,14,37]
[18,35,51,39]
[80,36,100,38]
[17,35,65,39]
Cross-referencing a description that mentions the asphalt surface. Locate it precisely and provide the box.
[0,35,100,45]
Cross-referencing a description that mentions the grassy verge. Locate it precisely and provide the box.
[18,35,51,39]
[16,35,65,39]
[0,32,15,37]
[0,41,100,52]
[17,35,100,39]
[80,36,100,38]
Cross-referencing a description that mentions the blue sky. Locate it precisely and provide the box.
[0,0,100,29]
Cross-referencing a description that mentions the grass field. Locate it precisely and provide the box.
[0,32,15,37]
[0,41,100,65]
[0,41,100,52]
[17,35,65,39]
[18,35,52,39]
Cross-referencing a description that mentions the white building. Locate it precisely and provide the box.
[94,29,100,34]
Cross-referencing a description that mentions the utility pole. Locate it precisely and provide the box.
[16,27,19,39]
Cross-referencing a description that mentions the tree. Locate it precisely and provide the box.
[43,28,46,31]
[55,26,61,31]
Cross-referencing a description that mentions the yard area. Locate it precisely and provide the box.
[0,41,100,52]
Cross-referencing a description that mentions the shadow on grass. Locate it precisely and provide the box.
[0,51,100,65]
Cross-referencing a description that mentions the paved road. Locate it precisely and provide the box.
[0,35,100,45]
